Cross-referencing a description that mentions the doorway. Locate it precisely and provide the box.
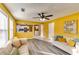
[48,23,54,42]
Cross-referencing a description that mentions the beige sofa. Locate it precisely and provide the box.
[0,39,29,55]
[0,43,18,55]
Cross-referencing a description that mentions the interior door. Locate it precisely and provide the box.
[34,25,41,37]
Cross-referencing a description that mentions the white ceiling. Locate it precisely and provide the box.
[4,3,79,22]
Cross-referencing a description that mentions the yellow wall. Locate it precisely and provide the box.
[0,3,44,39]
[15,12,79,39]
[0,3,16,40]
[44,12,79,39]
[1,3,79,39]
[15,20,43,38]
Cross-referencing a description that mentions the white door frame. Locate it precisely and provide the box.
[40,24,44,37]
[48,23,54,41]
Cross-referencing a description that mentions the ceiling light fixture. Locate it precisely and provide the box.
[40,18,46,21]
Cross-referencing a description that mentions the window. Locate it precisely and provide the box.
[0,10,8,48]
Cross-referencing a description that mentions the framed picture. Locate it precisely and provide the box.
[34,25,41,36]
[16,24,32,32]
[64,20,77,34]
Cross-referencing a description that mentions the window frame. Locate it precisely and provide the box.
[0,9,9,40]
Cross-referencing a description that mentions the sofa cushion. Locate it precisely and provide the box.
[20,39,27,45]
[67,40,76,47]
[57,38,66,42]
[12,40,22,48]
[18,44,29,55]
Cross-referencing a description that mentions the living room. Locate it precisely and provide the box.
[0,3,79,55]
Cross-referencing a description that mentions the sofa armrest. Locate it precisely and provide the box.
[10,47,18,55]
[0,43,13,55]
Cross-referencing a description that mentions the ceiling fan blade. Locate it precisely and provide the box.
[42,12,45,15]
[38,13,41,16]
[33,17,40,18]
[45,17,50,20]
[45,15,53,17]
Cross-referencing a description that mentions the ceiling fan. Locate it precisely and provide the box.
[33,12,53,21]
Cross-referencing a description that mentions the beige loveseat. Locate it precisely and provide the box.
[0,39,29,55]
